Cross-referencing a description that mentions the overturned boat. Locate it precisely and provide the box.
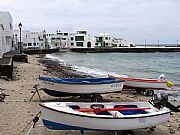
[39,76,124,101]
[40,101,170,132]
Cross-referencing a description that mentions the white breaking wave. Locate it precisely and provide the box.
[73,66,115,77]
[45,54,66,66]
[45,54,119,77]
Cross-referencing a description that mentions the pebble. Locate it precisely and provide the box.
[169,128,176,134]
[167,124,172,127]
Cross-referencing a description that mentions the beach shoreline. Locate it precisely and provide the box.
[0,54,179,135]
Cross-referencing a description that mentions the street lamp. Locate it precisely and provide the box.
[33,38,36,50]
[145,38,146,48]
[18,23,22,54]
[177,40,179,46]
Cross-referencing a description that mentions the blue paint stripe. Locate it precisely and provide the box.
[43,89,75,97]
[42,119,102,131]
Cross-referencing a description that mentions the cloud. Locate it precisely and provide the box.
[0,0,180,43]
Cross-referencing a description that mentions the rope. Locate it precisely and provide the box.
[17,111,41,135]
[25,124,34,135]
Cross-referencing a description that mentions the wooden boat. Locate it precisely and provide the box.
[39,76,124,97]
[110,74,174,91]
[40,102,170,132]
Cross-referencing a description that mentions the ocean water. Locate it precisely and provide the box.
[46,52,180,84]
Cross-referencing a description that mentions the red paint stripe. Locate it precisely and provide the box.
[111,76,165,83]
[76,107,151,113]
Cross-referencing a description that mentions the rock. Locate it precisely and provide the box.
[167,124,172,127]
[169,128,176,134]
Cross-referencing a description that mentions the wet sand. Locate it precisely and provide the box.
[0,55,179,135]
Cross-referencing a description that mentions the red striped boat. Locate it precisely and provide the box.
[110,74,174,91]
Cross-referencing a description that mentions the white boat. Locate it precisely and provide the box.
[39,76,124,97]
[40,102,170,132]
[110,74,174,91]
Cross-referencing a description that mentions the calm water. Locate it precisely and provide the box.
[47,52,180,84]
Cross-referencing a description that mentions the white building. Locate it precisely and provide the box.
[95,33,134,48]
[46,30,70,49]
[0,11,13,58]
[13,30,47,50]
[69,31,95,48]
[56,31,71,49]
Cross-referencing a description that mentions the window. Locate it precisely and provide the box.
[9,23,13,30]
[96,37,103,42]
[112,44,117,47]
[105,43,108,46]
[70,37,74,40]
[34,43,36,46]
[23,43,27,46]
[105,37,108,40]
[28,43,32,46]
[76,42,83,47]
[71,42,74,46]
[95,43,98,45]
[75,36,84,41]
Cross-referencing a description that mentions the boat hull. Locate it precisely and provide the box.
[111,75,167,90]
[123,80,167,90]
[40,102,170,131]
[39,77,124,97]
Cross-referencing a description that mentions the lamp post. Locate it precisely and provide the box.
[158,40,159,47]
[33,38,36,50]
[177,40,179,46]
[18,23,22,54]
[145,38,146,48]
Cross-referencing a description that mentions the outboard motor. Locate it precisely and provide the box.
[152,93,180,112]
[152,93,168,109]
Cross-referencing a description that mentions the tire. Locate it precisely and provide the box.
[147,90,154,96]
[91,95,103,102]
[121,130,134,135]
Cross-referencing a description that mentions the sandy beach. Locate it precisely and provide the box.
[0,55,180,135]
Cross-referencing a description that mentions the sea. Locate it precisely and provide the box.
[46,52,180,85]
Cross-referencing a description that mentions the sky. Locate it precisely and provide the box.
[0,0,180,44]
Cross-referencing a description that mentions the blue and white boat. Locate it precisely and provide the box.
[40,102,170,132]
[39,76,124,98]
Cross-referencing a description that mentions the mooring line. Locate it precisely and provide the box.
[17,111,41,135]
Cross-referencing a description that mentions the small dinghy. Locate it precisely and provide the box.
[110,74,174,95]
[39,76,124,101]
[40,101,170,133]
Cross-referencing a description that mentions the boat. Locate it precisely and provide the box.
[38,76,124,101]
[110,74,174,95]
[39,101,170,133]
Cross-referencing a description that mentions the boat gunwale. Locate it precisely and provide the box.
[39,77,124,85]
[39,103,170,120]
[113,76,166,83]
